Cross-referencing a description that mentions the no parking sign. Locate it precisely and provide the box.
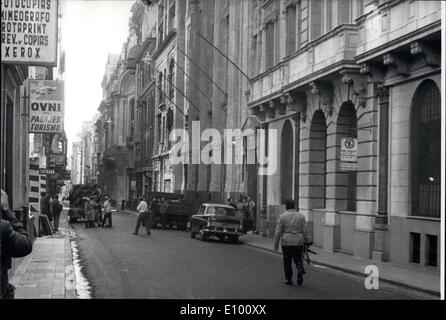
[340,137,358,171]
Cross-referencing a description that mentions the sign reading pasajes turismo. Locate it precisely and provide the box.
[1,0,59,65]
[340,137,358,171]
[29,79,64,133]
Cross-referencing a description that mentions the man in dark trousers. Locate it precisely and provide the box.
[274,199,308,286]
[1,189,33,299]
[133,197,150,235]
[51,195,63,231]
[40,192,52,221]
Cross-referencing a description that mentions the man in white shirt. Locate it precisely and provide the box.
[274,199,308,286]
[101,196,113,228]
[133,197,150,235]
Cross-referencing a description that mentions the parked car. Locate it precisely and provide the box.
[190,203,243,243]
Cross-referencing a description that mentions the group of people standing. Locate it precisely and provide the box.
[227,195,256,234]
[39,192,63,232]
[133,197,169,236]
[84,195,113,229]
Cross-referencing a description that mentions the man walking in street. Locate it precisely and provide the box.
[102,196,113,228]
[274,199,308,286]
[133,197,150,235]
[51,195,63,232]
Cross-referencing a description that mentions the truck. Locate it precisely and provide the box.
[68,183,101,223]
[148,192,193,230]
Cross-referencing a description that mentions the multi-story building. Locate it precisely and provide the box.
[92,0,441,272]
[151,0,187,194]
[244,0,441,271]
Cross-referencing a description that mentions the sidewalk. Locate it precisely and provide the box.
[242,233,440,297]
[9,209,77,299]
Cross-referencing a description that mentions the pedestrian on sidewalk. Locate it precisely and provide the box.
[102,196,113,228]
[247,195,256,233]
[51,195,63,232]
[133,197,150,235]
[85,196,97,228]
[1,189,33,299]
[40,191,52,222]
[159,198,169,229]
[274,199,308,286]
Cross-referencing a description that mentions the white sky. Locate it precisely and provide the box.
[62,0,134,154]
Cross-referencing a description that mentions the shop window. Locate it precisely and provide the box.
[411,81,440,217]
[410,232,421,264]
[426,234,438,267]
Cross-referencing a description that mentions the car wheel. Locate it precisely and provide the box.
[217,235,225,242]
[200,230,207,241]
[230,235,239,244]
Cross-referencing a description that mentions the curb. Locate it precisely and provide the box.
[243,241,440,298]
[64,213,77,299]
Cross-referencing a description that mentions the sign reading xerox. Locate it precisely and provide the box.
[29,79,64,133]
[1,0,58,65]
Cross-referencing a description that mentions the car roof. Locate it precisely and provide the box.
[201,203,235,209]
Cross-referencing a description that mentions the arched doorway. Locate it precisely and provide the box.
[309,110,327,209]
[411,80,440,218]
[337,101,357,211]
[281,120,293,204]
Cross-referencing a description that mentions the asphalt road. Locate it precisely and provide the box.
[70,211,415,299]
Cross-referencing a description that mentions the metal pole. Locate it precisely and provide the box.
[197,32,250,80]
[155,68,201,113]
[174,60,214,107]
[177,46,227,97]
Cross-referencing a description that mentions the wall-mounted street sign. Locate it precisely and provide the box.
[48,153,65,167]
[1,0,59,66]
[39,168,55,175]
[340,137,358,171]
[29,80,64,133]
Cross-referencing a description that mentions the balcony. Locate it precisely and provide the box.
[355,0,441,62]
[249,24,359,106]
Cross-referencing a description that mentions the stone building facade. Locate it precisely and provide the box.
[93,0,441,271]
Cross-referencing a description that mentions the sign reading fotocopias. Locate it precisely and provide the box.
[1,0,58,65]
[29,79,64,133]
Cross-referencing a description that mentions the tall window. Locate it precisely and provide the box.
[265,21,275,69]
[338,0,351,25]
[411,81,441,217]
[168,59,175,100]
[311,0,323,40]
[158,72,164,103]
[286,5,296,55]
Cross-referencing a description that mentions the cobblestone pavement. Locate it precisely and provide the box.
[9,210,77,299]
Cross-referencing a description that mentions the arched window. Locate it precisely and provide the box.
[309,110,327,209]
[337,102,357,211]
[168,59,175,100]
[411,80,441,217]
[281,120,293,204]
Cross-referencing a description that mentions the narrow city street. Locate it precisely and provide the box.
[71,212,413,299]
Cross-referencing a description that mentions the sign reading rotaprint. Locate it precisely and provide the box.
[1,0,58,65]
[340,137,358,171]
[29,79,64,133]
